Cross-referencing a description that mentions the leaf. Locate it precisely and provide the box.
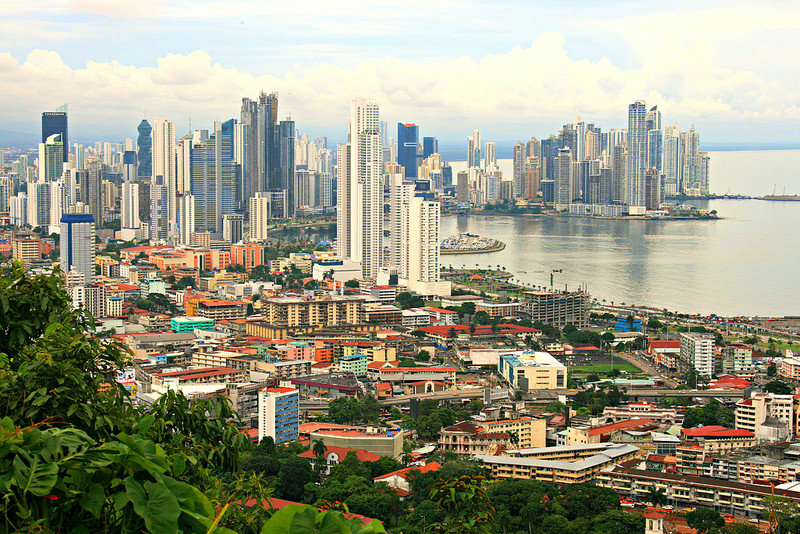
[125,477,180,534]
[79,483,106,517]
[260,505,318,534]
[12,451,58,497]
[135,414,155,434]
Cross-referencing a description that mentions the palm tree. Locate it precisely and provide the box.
[312,438,327,459]
[645,485,667,506]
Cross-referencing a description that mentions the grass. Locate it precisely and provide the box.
[758,340,800,352]
[569,363,642,375]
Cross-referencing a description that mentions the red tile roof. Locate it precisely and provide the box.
[376,382,391,392]
[649,340,681,349]
[681,426,754,438]
[374,462,442,482]
[379,366,456,373]
[588,418,655,436]
[298,446,381,463]
[264,387,298,394]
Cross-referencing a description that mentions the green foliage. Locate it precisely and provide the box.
[344,279,360,288]
[398,358,418,367]
[0,261,73,356]
[429,475,495,533]
[685,507,725,534]
[683,399,735,429]
[768,362,778,377]
[260,504,386,534]
[396,292,425,309]
[572,386,627,414]
[277,457,315,501]
[765,380,792,395]
[328,395,381,425]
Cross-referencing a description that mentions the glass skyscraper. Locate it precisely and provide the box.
[397,123,419,178]
[42,110,68,162]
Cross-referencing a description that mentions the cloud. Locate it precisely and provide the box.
[68,0,163,18]
[1,27,799,142]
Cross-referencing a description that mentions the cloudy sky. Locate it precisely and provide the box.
[2,0,799,148]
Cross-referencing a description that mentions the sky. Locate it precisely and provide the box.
[2,0,800,148]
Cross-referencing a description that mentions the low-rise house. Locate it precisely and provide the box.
[298,446,380,476]
[373,462,442,498]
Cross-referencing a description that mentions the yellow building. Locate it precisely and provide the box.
[480,416,547,449]
[260,296,364,327]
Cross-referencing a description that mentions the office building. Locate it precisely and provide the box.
[422,136,438,159]
[190,129,216,233]
[397,123,419,179]
[336,98,382,278]
[59,213,95,286]
[512,142,526,198]
[258,387,300,444]
[679,332,714,378]
[627,100,648,209]
[42,107,68,162]
[498,351,567,390]
[215,119,238,230]
[136,119,152,222]
[38,134,63,182]
[278,119,296,217]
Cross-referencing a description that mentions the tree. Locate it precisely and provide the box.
[460,302,476,316]
[768,362,778,377]
[174,275,196,289]
[682,399,734,428]
[344,279,360,288]
[416,349,431,361]
[686,508,725,534]
[328,397,362,424]
[398,359,418,367]
[278,457,315,501]
[765,380,792,395]
[648,317,663,329]
[358,395,381,423]
[429,476,495,533]
[313,438,328,459]
[645,485,667,506]
[259,504,386,533]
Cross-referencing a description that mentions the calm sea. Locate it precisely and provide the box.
[442,150,800,317]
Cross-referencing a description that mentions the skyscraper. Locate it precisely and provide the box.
[121,181,140,230]
[152,117,176,236]
[484,141,497,170]
[249,192,270,242]
[223,213,244,244]
[681,125,701,194]
[259,91,280,192]
[215,119,237,230]
[627,100,648,208]
[467,129,481,168]
[422,136,438,159]
[407,196,441,287]
[512,142,526,198]
[42,107,68,162]
[149,175,168,242]
[59,213,94,286]
[554,147,573,206]
[397,123,419,179]
[38,134,64,182]
[336,98,382,278]
[662,124,681,196]
[279,119,296,217]
[190,130,216,233]
[85,156,103,226]
[136,119,152,180]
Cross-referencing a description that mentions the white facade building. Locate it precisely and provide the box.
[337,99,382,278]
[679,332,714,378]
[248,191,270,242]
[151,117,176,237]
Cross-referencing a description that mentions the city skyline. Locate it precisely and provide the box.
[2,1,800,145]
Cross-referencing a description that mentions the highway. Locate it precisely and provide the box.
[299,388,487,412]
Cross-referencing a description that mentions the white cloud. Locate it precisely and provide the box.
[2,25,799,141]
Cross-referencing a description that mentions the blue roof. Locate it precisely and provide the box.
[60,213,94,223]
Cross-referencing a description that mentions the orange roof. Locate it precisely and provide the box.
[380,366,456,373]
[588,418,654,436]
[376,382,391,391]
[264,387,298,394]
[298,446,380,462]
[468,274,483,280]
[374,462,442,482]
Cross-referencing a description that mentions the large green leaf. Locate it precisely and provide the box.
[12,451,58,496]
[125,477,180,534]
[79,483,106,517]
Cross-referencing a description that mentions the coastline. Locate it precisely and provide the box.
[441,240,506,255]
[444,211,720,221]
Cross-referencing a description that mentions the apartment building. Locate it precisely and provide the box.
[258,387,300,444]
[736,392,799,442]
[520,289,589,328]
[679,332,714,378]
[260,296,364,327]
[479,416,547,449]
[476,443,639,484]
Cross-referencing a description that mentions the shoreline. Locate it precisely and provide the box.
[444,211,720,221]
[441,240,506,255]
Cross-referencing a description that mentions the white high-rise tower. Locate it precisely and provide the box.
[627,100,648,209]
[151,117,176,237]
[337,98,382,278]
